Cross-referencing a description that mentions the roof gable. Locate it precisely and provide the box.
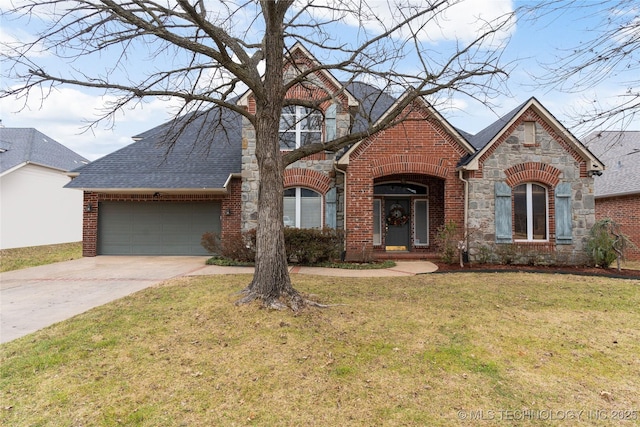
[0,127,88,175]
[237,42,358,108]
[460,97,604,172]
[339,90,474,165]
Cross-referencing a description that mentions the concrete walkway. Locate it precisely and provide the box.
[189,260,438,277]
[1,257,437,344]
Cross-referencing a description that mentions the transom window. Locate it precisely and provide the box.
[514,183,548,241]
[279,105,323,150]
[283,187,322,229]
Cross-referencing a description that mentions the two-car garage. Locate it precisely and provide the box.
[97,201,220,255]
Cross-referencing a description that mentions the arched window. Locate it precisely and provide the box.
[513,183,548,241]
[283,187,322,228]
[279,105,323,150]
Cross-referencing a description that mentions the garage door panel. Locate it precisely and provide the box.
[98,201,220,255]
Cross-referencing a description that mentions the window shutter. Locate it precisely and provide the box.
[325,104,337,141]
[555,183,573,244]
[495,182,512,243]
[325,188,337,229]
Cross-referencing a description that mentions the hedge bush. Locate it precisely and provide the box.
[202,228,343,265]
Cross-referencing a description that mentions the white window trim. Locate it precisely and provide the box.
[280,106,323,150]
[373,199,382,246]
[285,187,323,229]
[413,199,429,246]
[514,183,549,242]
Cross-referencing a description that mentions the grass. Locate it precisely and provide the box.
[1,272,639,426]
[0,242,82,272]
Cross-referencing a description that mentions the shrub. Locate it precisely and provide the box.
[435,221,463,264]
[586,218,635,269]
[284,227,343,264]
[474,244,492,265]
[202,228,343,265]
[201,230,256,263]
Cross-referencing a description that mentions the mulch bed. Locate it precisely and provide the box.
[432,262,640,279]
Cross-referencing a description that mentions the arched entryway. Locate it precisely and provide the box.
[373,174,445,255]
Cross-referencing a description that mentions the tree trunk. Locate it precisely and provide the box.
[240,113,304,309]
[236,0,304,310]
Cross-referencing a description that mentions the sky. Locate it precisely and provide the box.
[1,0,638,161]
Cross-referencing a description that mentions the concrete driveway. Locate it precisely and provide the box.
[0,256,209,344]
[1,256,438,344]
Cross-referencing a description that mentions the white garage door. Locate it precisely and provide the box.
[98,202,220,255]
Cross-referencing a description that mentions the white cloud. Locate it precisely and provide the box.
[305,0,515,44]
[0,86,178,160]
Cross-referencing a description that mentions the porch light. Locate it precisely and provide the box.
[85,203,93,212]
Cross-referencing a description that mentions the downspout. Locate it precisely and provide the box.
[458,169,469,265]
[334,162,347,260]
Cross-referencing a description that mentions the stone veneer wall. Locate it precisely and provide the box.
[240,106,351,232]
[466,114,595,265]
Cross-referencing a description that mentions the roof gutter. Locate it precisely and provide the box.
[223,173,242,189]
[595,190,640,199]
[66,188,229,195]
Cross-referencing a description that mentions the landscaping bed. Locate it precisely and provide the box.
[433,261,640,279]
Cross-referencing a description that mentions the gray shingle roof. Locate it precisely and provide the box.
[0,128,88,174]
[456,99,531,167]
[584,131,640,198]
[345,81,397,133]
[66,81,572,192]
[65,107,242,190]
[467,99,530,150]
[67,82,396,191]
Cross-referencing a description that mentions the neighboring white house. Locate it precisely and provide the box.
[0,127,89,249]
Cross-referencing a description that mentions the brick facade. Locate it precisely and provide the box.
[343,106,468,260]
[78,47,601,266]
[595,195,640,260]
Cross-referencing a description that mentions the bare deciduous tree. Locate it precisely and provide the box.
[527,0,640,133]
[1,0,515,310]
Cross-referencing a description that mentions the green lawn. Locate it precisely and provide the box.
[1,272,638,426]
[0,242,82,272]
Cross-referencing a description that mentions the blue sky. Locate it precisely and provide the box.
[1,0,638,160]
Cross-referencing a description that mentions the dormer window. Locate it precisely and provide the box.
[279,105,323,150]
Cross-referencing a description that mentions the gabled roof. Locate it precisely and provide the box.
[584,131,640,198]
[459,97,604,172]
[65,107,242,192]
[237,42,358,108]
[0,127,88,176]
[344,81,396,134]
[338,88,474,165]
[65,81,386,192]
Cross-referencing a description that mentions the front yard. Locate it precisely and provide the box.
[1,272,638,426]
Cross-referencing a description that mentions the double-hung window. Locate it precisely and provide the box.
[513,183,548,241]
[279,105,323,150]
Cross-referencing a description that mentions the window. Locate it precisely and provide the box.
[373,199,382,245]
[413,199,429,245]
[279,106,323,150]
[514,183,548,241]
[283,188,322,228]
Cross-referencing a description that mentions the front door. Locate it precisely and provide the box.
[385,199,410,251]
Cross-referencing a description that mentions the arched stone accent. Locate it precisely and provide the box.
[283,168,332,194]
[504,162,562,188]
